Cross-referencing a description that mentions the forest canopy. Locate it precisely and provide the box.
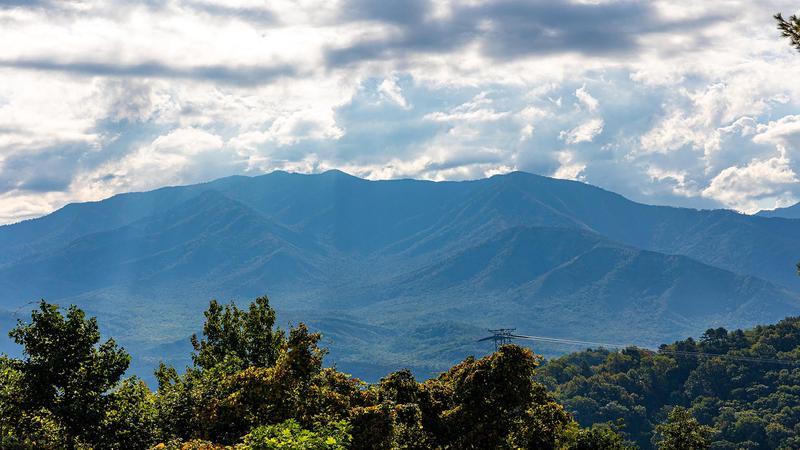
[2,297,800,449]
[537,319,800,449]
[0,297,622,449]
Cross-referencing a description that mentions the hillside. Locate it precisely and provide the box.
[2,170,800,382]
[537,316,800,449]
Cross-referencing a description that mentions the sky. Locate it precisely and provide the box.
[1,0,800,224]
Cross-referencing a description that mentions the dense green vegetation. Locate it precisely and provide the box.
[537,318,800,449]
[4,295,800,449]
[1,296,636,449]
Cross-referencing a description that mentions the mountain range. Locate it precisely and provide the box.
[2,170,800,383]
[758,202,800,219]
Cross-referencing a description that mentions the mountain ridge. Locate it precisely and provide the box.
[2,170,800,383]
[758,201,800,219]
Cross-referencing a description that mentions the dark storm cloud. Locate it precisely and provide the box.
[328,0,723,66]
[0,58,297,86]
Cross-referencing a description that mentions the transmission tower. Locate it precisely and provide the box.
[477,328,535,351]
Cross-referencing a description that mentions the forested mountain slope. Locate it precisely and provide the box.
[2,170,800,382]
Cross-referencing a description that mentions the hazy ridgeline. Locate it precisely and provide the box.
[2,171,800,383]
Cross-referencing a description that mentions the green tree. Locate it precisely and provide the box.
[155,297,339,445]
[241,419,352,450]
[571,423,634,450]
[98,377,158,449]
[0,355,68,449]
[437,344,573,449]
[378,369,420,405]
[375,370,431,449]
[154,361,236,443]
[213,323,331,441]
[652,406,713,450]
[8,300,130,448]
[191,295,284,371]
[776,13,800,52]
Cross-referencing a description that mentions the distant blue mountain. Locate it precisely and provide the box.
[758,202,800,219]
[2,170,800,383]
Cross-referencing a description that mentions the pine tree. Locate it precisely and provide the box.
[776,13,800,52]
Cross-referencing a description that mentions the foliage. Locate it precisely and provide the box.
[153,439,236,450]
[652,407,712,450]
[154,420,350,450]
[155,299,349,445]
[191,296,284,371]
[571,423,636,450]
[0,296,705,449]
[157,296,584,448]
[776,13,800,52]
[432,345,573,449]
[16,295,800,450]
[538,318,800,449]
[0,366,69,450]
[241,419,351,449]
[2,300,139,449]
[99,377,159,449]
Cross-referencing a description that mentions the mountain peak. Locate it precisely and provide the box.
[319,169,360,179]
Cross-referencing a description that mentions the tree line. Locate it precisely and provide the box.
[537,318,800,449]
[1,296,715,449]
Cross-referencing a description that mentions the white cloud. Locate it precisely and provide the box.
[82,127,227,196]
[638,110,700,154]
[552,150,586,181]
[515,105,550,141]
[646,166,698,197]
[0,190,75,225]
[575,84,599,111]
[702,150,798,213]
[378,75,410,109]
[519,124,534,141]
[560,118,604,144]
[264,107,345,146]
[753,115,800,149]
[424,92,509,122]
[0,71,104,152]
[0,0,799,223]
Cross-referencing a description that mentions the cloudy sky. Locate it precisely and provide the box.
[1,0,799,224]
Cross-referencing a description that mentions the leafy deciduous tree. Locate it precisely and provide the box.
[191,296,284,371]
[8,300,130,448]
[652,406,713,450]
